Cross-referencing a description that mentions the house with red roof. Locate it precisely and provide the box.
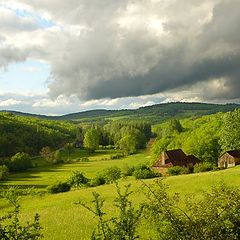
[153,149,200,168]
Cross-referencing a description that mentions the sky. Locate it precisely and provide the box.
[0,0,240,115]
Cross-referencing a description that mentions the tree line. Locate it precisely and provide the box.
[78,120,151,154]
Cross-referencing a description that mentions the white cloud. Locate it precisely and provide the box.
[0,98,22,106]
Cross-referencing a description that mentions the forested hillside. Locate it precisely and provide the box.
[3,102,240,124]
[1,103,240,160]
[0,112,76,157]
[152,109,240,163]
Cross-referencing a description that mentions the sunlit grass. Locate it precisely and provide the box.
[1,166,240,239]
[2,148,240,240]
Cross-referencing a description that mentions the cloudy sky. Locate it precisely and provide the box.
[0,0,239,115]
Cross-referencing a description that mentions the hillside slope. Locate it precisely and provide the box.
[2,102,240,124]
[0,112,76,157]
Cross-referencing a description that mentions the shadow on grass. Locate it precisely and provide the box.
[2,164,68,184]
[0,184,47,189]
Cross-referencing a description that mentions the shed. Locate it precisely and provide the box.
[218,150,240,168]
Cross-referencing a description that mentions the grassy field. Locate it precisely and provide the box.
[1,163,240,240]
[0,149,150,188]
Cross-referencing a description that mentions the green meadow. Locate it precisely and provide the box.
[1,149,149,188]
[1,147,240,239]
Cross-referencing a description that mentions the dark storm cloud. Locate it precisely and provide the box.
[45,0,240,101]
[85,53,240,99]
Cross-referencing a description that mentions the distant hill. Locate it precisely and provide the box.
[2,102,240,124]
[0,112,76,157]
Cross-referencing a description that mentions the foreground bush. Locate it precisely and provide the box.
[69,171,89,188]
[144,180,240,240]
[0,165,9,180]
[47,181,71,193]
[84,181,240,240]
[0,187,42,239]
[133,164,161,179]
[78,184,143,240]
[194,162,214,173]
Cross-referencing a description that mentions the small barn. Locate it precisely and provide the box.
[153,149,200,168]
[218,150,240,168]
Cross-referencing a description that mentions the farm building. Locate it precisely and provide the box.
[153,149,200,168]
[218,150,240,168]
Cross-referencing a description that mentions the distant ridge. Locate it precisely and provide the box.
[1,102,240,123]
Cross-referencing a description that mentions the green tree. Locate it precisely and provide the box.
[183,130,220,163]
[165,119,183,135]
[83,128,99,153]
[0,165,9,180]
[220,109,240,152]
[53,150,63,164]
[76,126,84,142]
[116,134,137,155]
[151,137,172,161]
[64,143,74,160]
[9,152,32,172]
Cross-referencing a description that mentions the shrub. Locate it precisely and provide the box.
[213,166,220,171]
[133,164,161,179]
[194,162,214,173]
[168,166,188,176]
[9,152,32,172]
[105,145,114,149]
[47,181,71,194]
[186,164,194,174]
[100,166,122,183]
[79,157,90,162]
[122,165,136,177]
[144,180,240,240]
[98,145,104,150]
[110,153,124,160]
[90,175,106,187]
[0,165,9,180]
[69,171,89,188]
